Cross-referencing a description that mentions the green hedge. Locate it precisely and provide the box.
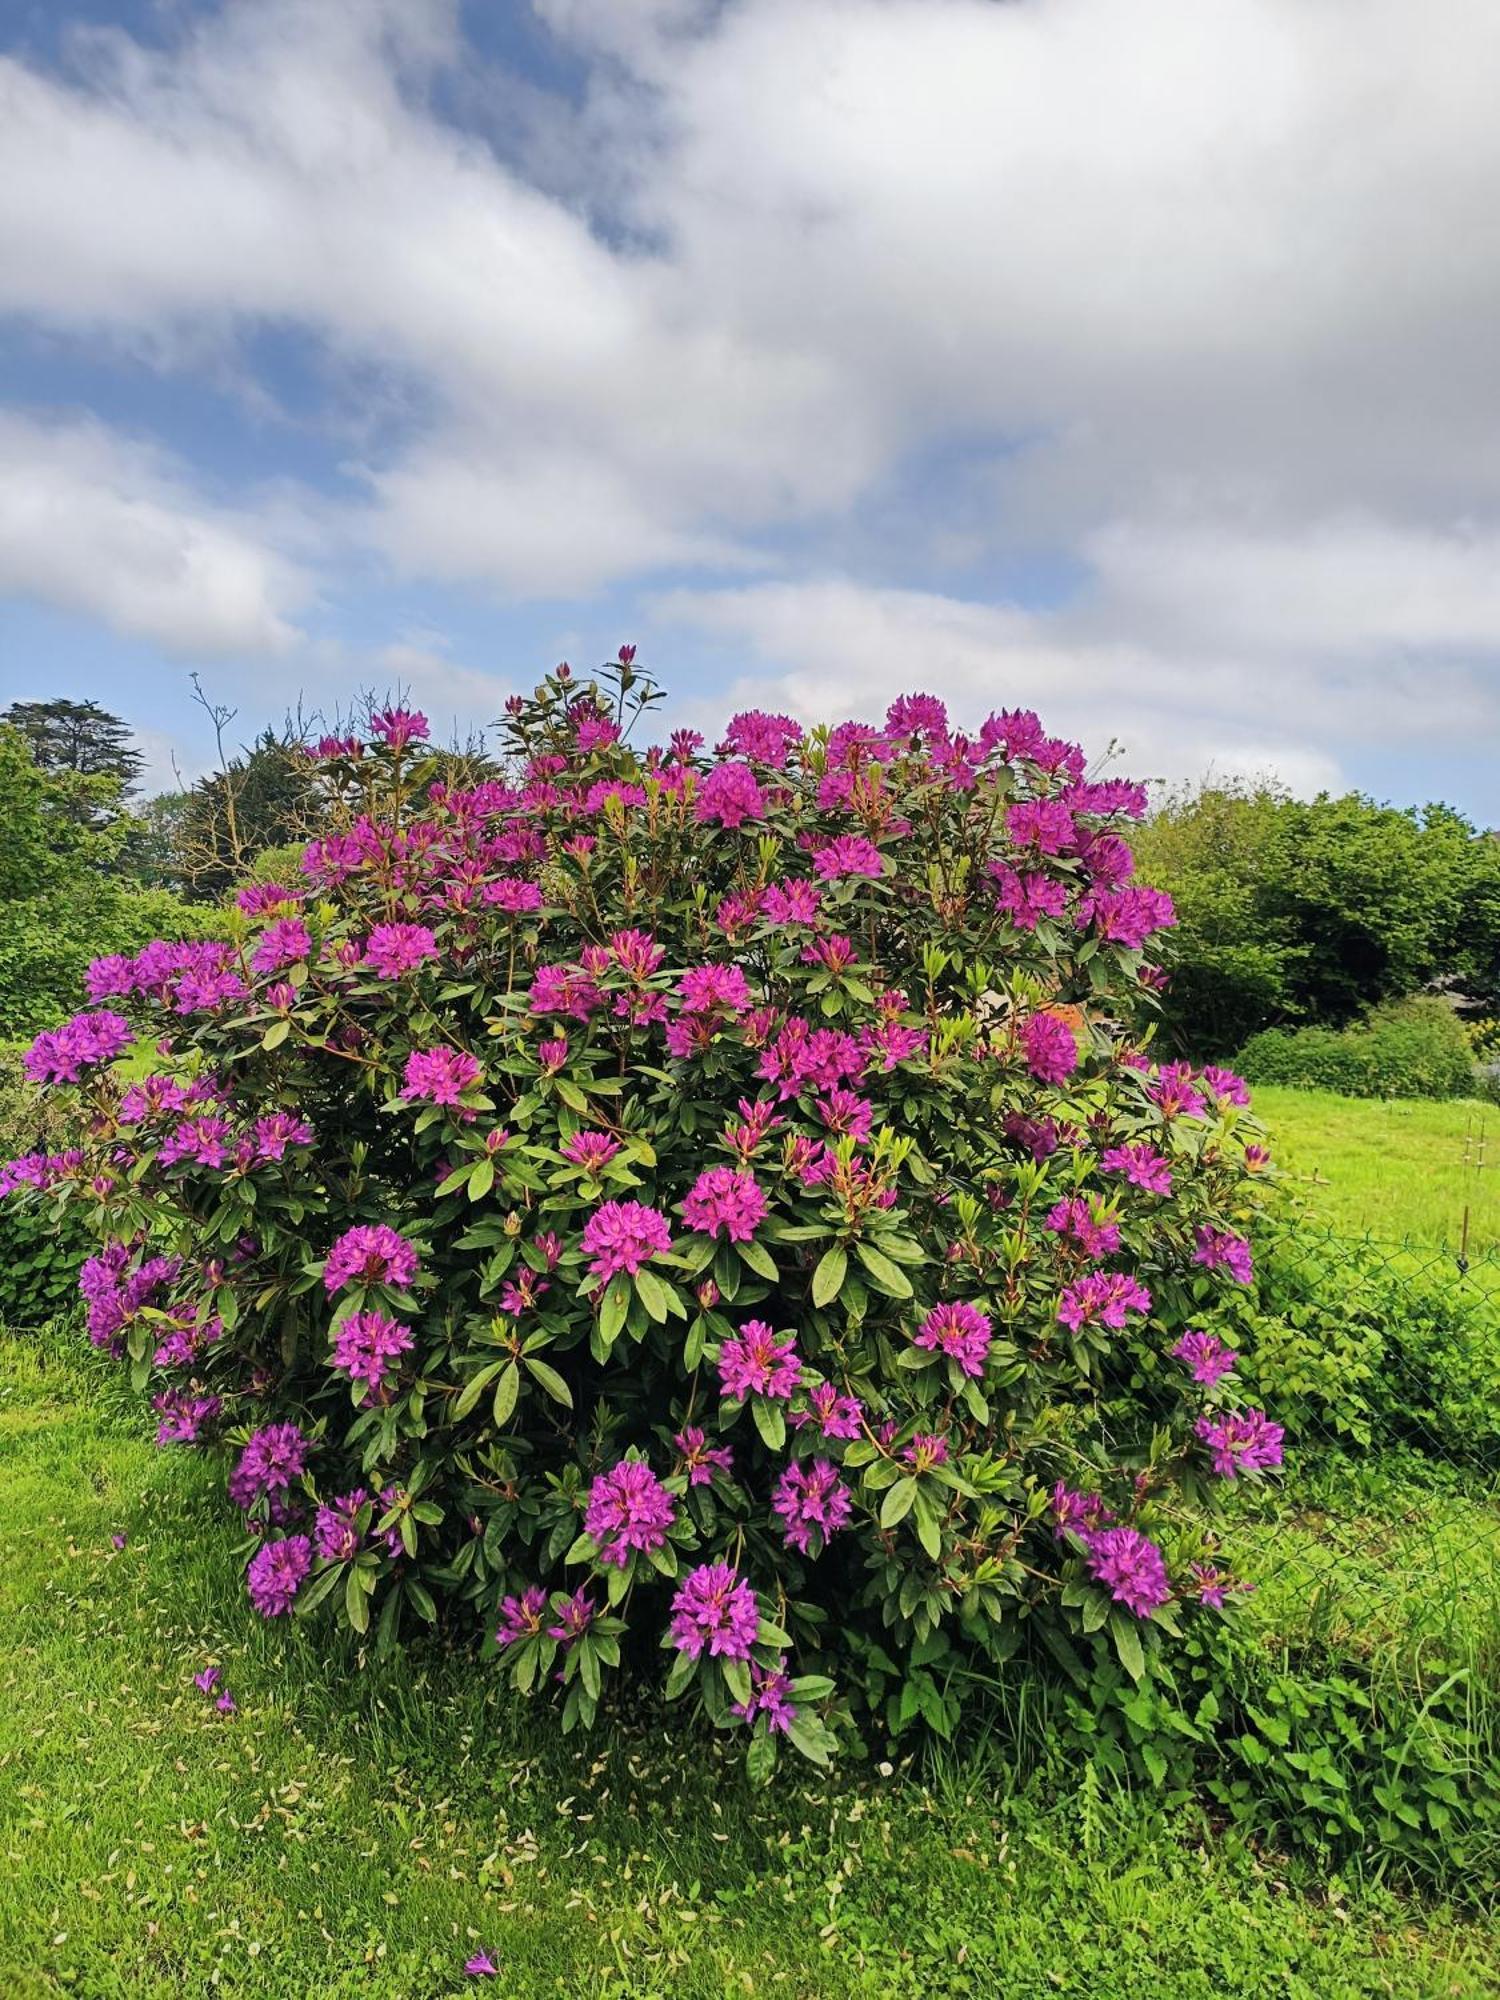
[1237,997,1478,1100]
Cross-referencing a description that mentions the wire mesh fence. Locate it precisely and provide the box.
[1224,1218,1500,1664]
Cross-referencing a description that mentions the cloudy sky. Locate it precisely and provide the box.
[0,0,1496,815]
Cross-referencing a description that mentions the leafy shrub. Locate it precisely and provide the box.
[3,662,1279,1772]
[1237,998,1478,1101]
[1231,1215,1500,1466]
[0,1041,89,1325]
[1046,1625,1500,1892]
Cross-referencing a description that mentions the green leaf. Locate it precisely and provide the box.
[452,1358,503,1421]
[345,1565,371,1635]
[751,1397,786,1451]
[261,1018,291,1050]
[721,1656,752,1707]
[786,1712,837,1768]
[746,1729,779,1786]
[598,1275,631,1350]
[853,1242,913,1299]
[880,1476,918,1528]
[524,1357,573,1409]
[811,1243,848,1308]
[492,1361,520,1428]
[913,1496,942,1561]
[468,1157,495,1203]
[634,1265,670,1323]
[1110,1608,1146,1683]
[737,1238,779,1282]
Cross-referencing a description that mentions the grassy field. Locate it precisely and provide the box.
[3,1327,1499,1999]
[1252,1087,1498,1254]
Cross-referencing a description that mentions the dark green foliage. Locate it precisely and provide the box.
[1238,999,1480,1102]
[1135,783,1500,1054]
[0,727,208,1035]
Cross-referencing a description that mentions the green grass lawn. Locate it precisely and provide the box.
[1253,1087,1499,1255]
[3,1330,1499,1999]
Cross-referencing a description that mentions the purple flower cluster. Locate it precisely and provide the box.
[1101,1141,1173,1195]
[1084,1526,1172,1618]
[913,1300,993,1379]
[314,1488,371,1561]
[401,1046,482,1105]
[669,1562,760,1661]
[681,1167,768,1242]
[24,1010,135,1084]
[229,1423,310,1508]
[87,938,246,1013]
[152,1390,221,1445]
[1193,1227,1254,1284]
[0,1148,83,1197]
[772,1458,852,1554]
[793,1383,864,1441]
[731,1657,798,1734]
[363,924,439,979]
[678,964,752,1016]
[250,917,312,975]
[496,1587,548,1647]
[584,1460,676,1567]
[1196,1408,1285,1479]
[1020,1011,1078,1085]
[1045,1197,1121,1259]
[673,1425,734,1486]
[330,1310,414,1401]
[324,1224,420,1294]
[247,1534,312,1617]
[79,1244,180,1354]
[1171,1330,1238,1385]
[581,1200,672,1282]
[1057,1271,1152,1333]
[718,1320,802,1401]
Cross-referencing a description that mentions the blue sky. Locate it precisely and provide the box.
[0,0,1496,818]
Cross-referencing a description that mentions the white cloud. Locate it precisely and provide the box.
[0,0,1498,784]
[0,411,309,656]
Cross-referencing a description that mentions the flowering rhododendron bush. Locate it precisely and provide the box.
[4,658,1282,1776]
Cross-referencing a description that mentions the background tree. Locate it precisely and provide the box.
[1135,782,1497,1054]
[0,697,144,829]
[0,726,205,1035]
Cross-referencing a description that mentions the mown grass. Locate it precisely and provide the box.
[1254,1087,1499,1255]
[3,1331,1499,1998]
